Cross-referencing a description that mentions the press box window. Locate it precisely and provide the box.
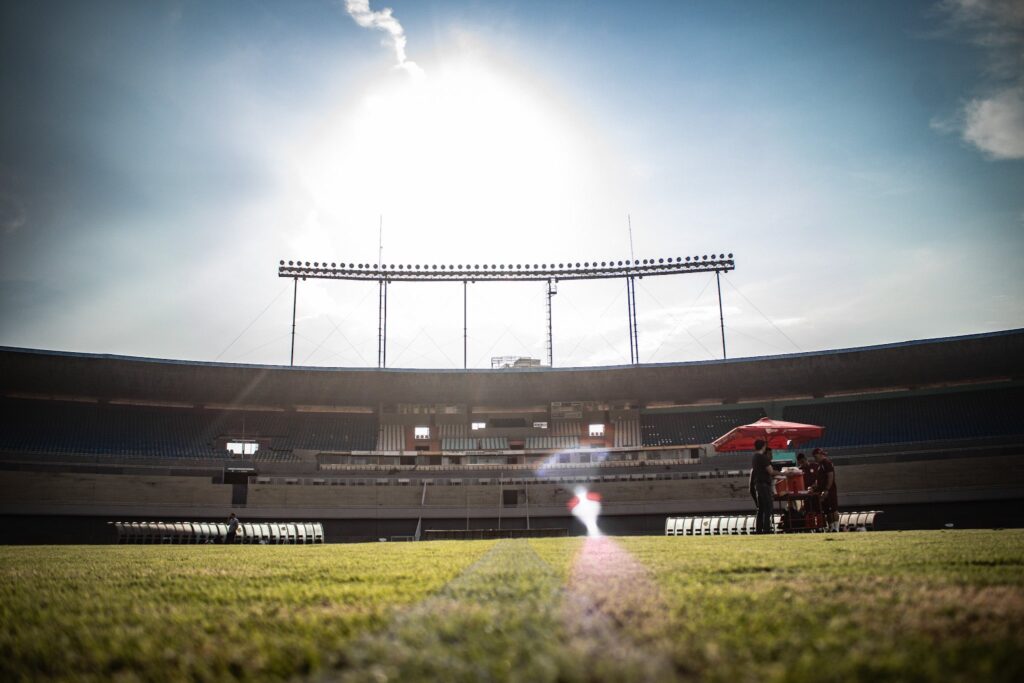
[589,424,605,437]
[414,426,430,440]
[226,441,259,455]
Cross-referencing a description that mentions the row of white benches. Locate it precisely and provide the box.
[665,511,882,536]
[110,521,325,544]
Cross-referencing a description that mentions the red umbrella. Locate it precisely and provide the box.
[712,417,825,452]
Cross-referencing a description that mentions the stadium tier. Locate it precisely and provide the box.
[1,329,1023,542]
[782,386,1024,448]
[3,387,1021,461]
[0,398,378,459]
[640,408,768,446]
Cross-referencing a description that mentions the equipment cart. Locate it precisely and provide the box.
[773,470,826,533]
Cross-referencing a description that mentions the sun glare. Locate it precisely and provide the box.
[299,59,593,239]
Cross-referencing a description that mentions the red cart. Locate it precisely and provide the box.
[712,417,828,534]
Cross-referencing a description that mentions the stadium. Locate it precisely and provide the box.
[2,328,1023,543]
[4,1,1024,681]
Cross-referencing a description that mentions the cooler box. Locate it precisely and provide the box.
[804,512,824,529]
[786,471,805,493]
[774,478,789,496]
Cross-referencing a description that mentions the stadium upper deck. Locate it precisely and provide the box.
[2,328,1022,408]
[1,330,1022,463]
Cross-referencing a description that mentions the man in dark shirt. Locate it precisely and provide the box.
[226,512,240,544]
[749,439,776,534]
[811,448,839,531]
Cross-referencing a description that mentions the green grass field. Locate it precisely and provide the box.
[2,531,1023,682]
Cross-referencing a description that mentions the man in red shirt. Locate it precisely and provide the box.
[795,452,820,525]
[810,448,839,531]
[796,452,818,489]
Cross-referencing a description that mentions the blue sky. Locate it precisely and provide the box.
[1,0,1021,368]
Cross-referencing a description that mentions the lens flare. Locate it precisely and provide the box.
[534,450,611,477]
[568,486,602,537]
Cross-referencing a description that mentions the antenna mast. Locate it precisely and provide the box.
[377,216,388,368]
[628,214,635,262]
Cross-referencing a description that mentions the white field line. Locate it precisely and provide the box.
[314,538,678,681]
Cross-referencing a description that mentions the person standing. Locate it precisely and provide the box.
[796,452,818,487]
[225,512,240,544]
[794,452,820,528]
[811,448,839,531]
[749,439,776,534]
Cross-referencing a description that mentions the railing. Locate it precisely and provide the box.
[319,457,701,473]
[254,469,745,487]
[109,521,324,544]
[664,511,882,536]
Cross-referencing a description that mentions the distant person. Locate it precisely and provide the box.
[749,439,776,534]
[226,513,240,544]
[794,456,819,528]
[811,448,839,532]
[796,452,818,490]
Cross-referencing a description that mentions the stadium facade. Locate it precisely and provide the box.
[1,329,1022,542]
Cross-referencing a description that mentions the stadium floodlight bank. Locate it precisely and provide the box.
[277,254,735,282]
[276,252,736,369]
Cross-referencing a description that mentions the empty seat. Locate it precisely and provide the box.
[641,408,767,446]
[781,387,1024,449]
[0,397,380,460]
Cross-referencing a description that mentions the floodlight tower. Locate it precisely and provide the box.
[276,253,736,368]
[716,269,727,360]
[626,215,639,364]
[546,279,557,367]
[289,277,298,366]
[377,218,387,369]
[463,280,468,369]
[626,276,638,364]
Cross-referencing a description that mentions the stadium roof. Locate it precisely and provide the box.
[2,329,1022,408]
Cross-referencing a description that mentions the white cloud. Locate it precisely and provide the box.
[935,0,1024,159]
[938,0,1024,49]
[344,0,423,77]
[962,87,1024,158]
